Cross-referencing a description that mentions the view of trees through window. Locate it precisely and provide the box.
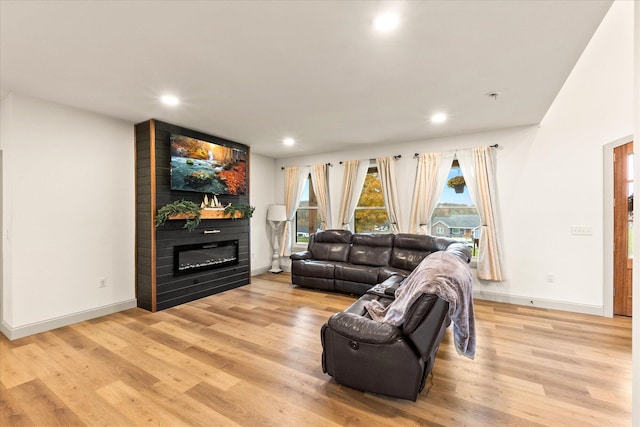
[354,167,389,233]
[431,160,480,257]
[296,175,317,243]
[294,162,479,256]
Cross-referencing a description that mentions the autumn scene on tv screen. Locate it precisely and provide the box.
[170,134,247,195]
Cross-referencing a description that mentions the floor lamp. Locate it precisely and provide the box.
[267,204,287,273]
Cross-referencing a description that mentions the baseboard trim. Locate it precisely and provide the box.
[252,265,292,276]
[473,290,604,316]
[251,266,271,276]
[0,299,138,340]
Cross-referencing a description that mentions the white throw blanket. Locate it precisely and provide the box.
[364,251,476,359]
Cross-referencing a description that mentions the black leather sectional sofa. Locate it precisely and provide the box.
[290,229,470,295]
[290,230,472,401]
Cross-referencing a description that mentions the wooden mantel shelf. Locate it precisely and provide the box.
[168,208,242,220]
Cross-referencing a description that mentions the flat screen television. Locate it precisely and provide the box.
[170,133,247,195]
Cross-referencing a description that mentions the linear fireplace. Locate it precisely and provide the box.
[174,240,239,276]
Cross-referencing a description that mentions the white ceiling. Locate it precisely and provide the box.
[0,0,612,158]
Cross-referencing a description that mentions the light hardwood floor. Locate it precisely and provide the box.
[0,273,632,426]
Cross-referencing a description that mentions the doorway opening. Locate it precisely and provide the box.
[614,141,633,317]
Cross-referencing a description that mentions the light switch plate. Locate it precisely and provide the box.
[571,226,593,236]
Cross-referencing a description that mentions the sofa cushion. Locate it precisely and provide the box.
[291,260,335,279]
[292,276,335,291]
[348,233,394,267]
[378,266,409,283]
[309,230,352,262]
[342,294,387,316]
[389,234,453,271]
[334,280,377,297]
[327,311,402,344]
[335,263,380,285]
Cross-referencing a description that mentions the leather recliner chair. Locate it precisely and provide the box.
[321,268,458,401]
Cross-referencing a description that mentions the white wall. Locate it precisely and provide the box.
[0,92,280,337]
[275,0,634,315]
[249,152,277,275]
[0,93,136,338]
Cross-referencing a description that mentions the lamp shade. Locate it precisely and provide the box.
[267,204,287,222]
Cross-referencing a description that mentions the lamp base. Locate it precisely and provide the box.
[269,256,283,273]
[268,221,284,274]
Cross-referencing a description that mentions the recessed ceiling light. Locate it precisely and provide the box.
[431,113,447,124]
[161,95,179,106]
[373,13,400,33]
[283,137,295,146]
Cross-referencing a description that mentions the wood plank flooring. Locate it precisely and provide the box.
[0,273,632,426]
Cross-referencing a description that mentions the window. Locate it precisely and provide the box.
[354,166,390,233]
[296,174,317,243]
[431,160,481,256]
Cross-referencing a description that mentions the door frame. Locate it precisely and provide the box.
[604,134,634,317]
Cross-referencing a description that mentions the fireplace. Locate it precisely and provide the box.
[174,240,239,276]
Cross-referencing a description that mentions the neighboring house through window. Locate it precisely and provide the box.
[431,160,481,256]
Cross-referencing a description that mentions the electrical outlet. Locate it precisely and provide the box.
[546,273,555,283]
[99,277,107,288]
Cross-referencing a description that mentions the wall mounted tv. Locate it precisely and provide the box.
[170,134,247,195]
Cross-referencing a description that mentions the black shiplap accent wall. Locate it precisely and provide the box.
[135,120,251,311]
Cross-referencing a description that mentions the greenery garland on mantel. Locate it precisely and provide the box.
[155,200,202,231]
[155,200,256,232]
[224,203,255,219]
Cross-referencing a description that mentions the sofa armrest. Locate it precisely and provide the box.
[327,312,402,344]
[445,242,472,263]
[290,250,312,261]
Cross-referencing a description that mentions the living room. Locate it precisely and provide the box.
[0,0,638,425]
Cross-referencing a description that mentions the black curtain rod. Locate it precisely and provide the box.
[413,144,500,158]
[283,155,405,169]
[338,155,401,164]
[280,162,333,171]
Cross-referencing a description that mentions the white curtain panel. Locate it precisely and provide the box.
[409,151,456,234]
[336,159,368,230]
[281,165,309,256]
[310,163,332,230]
[457,147,505,281]
[376,156,404,233]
